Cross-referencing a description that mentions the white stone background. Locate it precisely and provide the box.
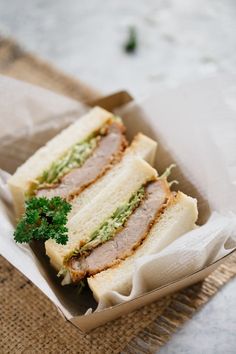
[0,0,235,353]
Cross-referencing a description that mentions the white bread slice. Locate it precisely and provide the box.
[87,192,198,301]
[69,133,157,218]
[45,157,157,271]
[8,107,114,217]
[128,133,157,166]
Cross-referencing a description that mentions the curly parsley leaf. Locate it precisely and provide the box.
[14,196,72,245]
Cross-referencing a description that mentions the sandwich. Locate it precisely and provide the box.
[9,107,156,216]
[10,106,198,302]
[60,171,197,299]
[88,191,197,299]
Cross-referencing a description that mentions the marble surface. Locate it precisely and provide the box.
[159,279,236,354]
[0,1,235,353]
[0,0,236,97]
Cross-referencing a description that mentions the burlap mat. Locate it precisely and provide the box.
[0,37,236,354]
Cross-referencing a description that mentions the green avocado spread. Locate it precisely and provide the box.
[71,186,145,259]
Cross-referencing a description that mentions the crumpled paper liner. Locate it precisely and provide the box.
[96,212,236,309]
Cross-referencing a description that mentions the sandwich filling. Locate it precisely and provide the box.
[66,179,171,283]
[34,120,127,199]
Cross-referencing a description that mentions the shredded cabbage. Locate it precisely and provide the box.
[72,186,145,257]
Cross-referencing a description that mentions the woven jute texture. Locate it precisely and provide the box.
[0,37,236,354]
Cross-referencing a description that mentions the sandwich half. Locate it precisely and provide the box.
[8,107,127,217]
[88,191,197,300]
[9,107,157,219]
[47,158,197,293]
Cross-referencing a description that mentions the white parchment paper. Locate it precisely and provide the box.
[0,75,236,317]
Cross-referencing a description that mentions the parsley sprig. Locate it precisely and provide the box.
[14,197,72,245]
[124,26,137,54]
